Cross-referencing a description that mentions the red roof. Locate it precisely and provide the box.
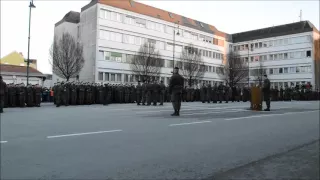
[98,0,227,38]
[0,64,43,75]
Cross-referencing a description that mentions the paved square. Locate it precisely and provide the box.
[1,101,319,179]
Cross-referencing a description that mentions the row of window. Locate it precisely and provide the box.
[99,30,224,60]
[99,9,225,47]
[241,50,311,63]
[250,65,312,76]
[269,81,311,89]
[234,35,311,51]
[98,50,225,73]
[98,71,224,87]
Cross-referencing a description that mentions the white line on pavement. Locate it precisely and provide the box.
[182,109,249,116]
[0,141,8,144]
[137,105,249,114]
[224,110,320,121]
[47,130,123,139]
[169,120,212,127]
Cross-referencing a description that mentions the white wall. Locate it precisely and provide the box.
[1,75,43,85]
[52,21,79,84]
[78,4,97,83]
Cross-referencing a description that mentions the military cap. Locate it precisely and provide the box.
[174,67,179,69]
[264,74,267,77]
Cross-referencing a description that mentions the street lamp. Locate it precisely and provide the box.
[247,43,253,87]
[172,21,180,71]
[27,0,36,85]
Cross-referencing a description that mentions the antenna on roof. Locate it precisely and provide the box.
[299,9,302,21]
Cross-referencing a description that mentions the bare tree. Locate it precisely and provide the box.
[176,44,205,87]
[49,32,84,81]
[218,51,249,87]
[130,42,163,82]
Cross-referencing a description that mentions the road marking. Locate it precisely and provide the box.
[224,110,320,121]
[182,109,249,116]
[0,141,8,144]
[138,105,248,114]
[169,120,212,127]
[47,130,123,139]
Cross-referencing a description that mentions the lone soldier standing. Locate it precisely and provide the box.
[169,67,184,116]
[136,81,142,105]
[0,76,8,113]
[262,74,271,111]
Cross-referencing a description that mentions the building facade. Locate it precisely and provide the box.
[54,0,319,89]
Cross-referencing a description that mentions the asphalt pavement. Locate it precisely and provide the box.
[1,101,319,179]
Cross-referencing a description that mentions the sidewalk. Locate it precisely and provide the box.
[210,140,319,180]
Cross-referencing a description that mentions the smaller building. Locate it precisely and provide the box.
[0,51,38,70]
[0,64,45,85]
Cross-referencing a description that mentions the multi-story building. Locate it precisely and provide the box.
[232,21,320,89]
[54,0,320,89]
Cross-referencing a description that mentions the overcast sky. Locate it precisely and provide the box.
[1,0,319,74]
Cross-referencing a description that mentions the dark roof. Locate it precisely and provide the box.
[0,64,45,77]
[81,0,231,41]
[55,11,80,27]
[232,21,316,43]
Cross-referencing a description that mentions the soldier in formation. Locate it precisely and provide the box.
[2,81,42,109]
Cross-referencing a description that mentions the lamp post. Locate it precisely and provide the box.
[27,0,36,85]
[172,21,180,71]
[247,43,253,87]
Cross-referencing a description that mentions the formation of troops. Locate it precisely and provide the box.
[0,73,319,113]
[0,80,42,111]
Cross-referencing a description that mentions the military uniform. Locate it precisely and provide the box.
[262,75,271,111]
[169,67,184,116]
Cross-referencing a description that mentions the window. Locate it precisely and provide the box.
[259,42,262,48]
[104,73,109,81]
[135,18,146,27]
[307,66,311,72]
[274,54,279,60]
[116,74,122,82]
[269,54,274,60]
[166,43,173,51]
[100,30,110,40]
[212,66,216,72]
[296,67,300,73]
[155,23,164,32]
[245,57,249,62]
[279,39,283,46]
[167,60,173,68]
[109,52,122,62]
[124,15,135,25]
[98,50,104,60]
[306,50,311,57]
[209,51,212,58]
[124,74,128,82]
[126,54,134,64]
[98,72,103,81]
[147,21,156,30]
[300,66,306,73]
[279,53,284,59]
[123,34,134,44]
[250,56,254,62]
[284,38,288,45]
[284,53,288,59]
[279,68,283,74]
[166,26,173,34]
[284,67,288,73]
[290,67,296,73]
[206,51,209,57]
[100,9,111,19]
[263,55,268,61]
[289,52,295,58]
[269,41,273,47]
[255,43,258,48]
[111,74,115,81]
[263,42,268,47]
[274,68,279,74]
[269,69,273,74]
[111,12,122,22]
